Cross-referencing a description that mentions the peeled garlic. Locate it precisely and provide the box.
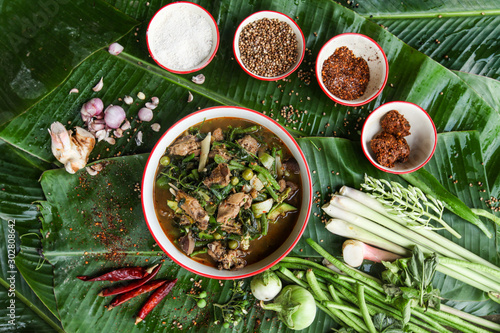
[124,95,133,105]
[92,77,104,92]
[137,92,146,100]
[151,97,159,105]
[191,74,205,84]
[145,102,157,110]
[69,88,79,94]
[187,91,193,102]
[121,120,131,131]
[135,131,143,146]
[86,167,98,176]
[49,122,95,174]
[151,123,161,132]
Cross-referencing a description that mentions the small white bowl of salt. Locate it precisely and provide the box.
[146,2,219,74]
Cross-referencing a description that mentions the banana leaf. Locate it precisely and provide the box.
[0,0,138,125]
[0,141,62,332]
[342,0,500,80]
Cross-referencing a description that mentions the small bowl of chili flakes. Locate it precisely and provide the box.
[316,33,388,106]
[233,11,306,81]
[361,101,437,174]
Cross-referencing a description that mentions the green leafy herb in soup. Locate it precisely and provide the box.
[154,118,301,270]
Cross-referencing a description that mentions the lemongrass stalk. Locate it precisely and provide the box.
[326,194,499,270]
[440,304,500,332]
[439,257,500,280]
[326,218,409,256]
[437,264,500,293]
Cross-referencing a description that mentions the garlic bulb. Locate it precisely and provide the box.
[49,122,95,174]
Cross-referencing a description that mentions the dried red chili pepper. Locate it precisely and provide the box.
[98,264,162,297]
[135,279,178,325]
[77,266,149,281]
[107,279,167,310]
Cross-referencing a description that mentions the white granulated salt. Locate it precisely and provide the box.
[148,4,213,71]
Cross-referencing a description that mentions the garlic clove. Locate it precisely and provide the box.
[105,137,116,145]
[191,74,205,84]
[69,88,79,94]
[137,92,146,100]
[86,166,98,176]
[121,120,131,131]
[49,122,95,174]
[92,77,104,92]
[187,91,193,102]
[108,43,124,56]
[124,95,133,105]
[151,123,161,132]
[135,131,143,146]
[113,128,123,138]
[95,129,108,142]
[151,97,159,105]
[91,163,104,171]
[145,102,157,110]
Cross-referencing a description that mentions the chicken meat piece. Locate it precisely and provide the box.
[283,158,300,174]
[168,134,201,156]
[212,128,224,141]
[207,241,247,270]
[179,232,195,255]
[203,163,231,188]
[217,192,252,225]
[176,191,209,230]
[237,135,259,155]
[208,145,232,161]
[49,122,95,174]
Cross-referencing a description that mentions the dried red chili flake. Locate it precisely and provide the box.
[108,279,167,310]
[135,279,178,325]
[98,264,162,297]
[322,46,370,100]
[77,266,149,281]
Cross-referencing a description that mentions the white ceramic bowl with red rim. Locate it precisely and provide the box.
[361,101,437,174]
[233,11,305,81]
[146,2,219,74]
[141,106,313,279]
[316,33,388,106]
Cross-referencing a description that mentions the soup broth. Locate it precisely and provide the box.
[154,118,301,270]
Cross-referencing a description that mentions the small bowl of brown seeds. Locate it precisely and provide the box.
[233,11,305,81]
[316,33,388,106]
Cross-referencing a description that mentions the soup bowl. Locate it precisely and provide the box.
[141,106,313,279]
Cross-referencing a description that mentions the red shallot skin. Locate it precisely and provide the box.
[104,105,126,129]
[138,107,153,122]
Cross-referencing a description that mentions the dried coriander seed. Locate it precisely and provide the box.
[238,18,298,77]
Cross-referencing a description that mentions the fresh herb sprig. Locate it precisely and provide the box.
[361,175,461,239]
[213,281,253,328]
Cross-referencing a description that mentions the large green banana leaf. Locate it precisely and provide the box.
[0,0,138,125]
[1,0,499,331]
[37,131,498,332]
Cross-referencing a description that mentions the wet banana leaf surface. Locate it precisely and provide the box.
[0,0,499,331]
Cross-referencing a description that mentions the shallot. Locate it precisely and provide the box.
[138,107,153,122]
[93,77,104,92]
[151,97,159,105]
[108,43,124,56]
[81,98,104,123]
[104,105,126,129]
[342,240,401,267]
[124,95,133,105]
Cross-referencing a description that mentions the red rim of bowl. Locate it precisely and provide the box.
[361,101,438,174]
[233,11,306,81]
[315,33,389,107]
[141,106,313,279]
[146,2,220,74]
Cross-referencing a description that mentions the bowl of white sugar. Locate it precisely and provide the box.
[146,2,219,74]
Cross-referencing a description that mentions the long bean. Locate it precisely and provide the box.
[305,238,384,293]
[260,214,268,236]
[249,163,281,190]
[357,284,376,333]
[306,269,329,301]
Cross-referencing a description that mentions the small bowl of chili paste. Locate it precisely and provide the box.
[316,33,388,106]
[361,101,437,174]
